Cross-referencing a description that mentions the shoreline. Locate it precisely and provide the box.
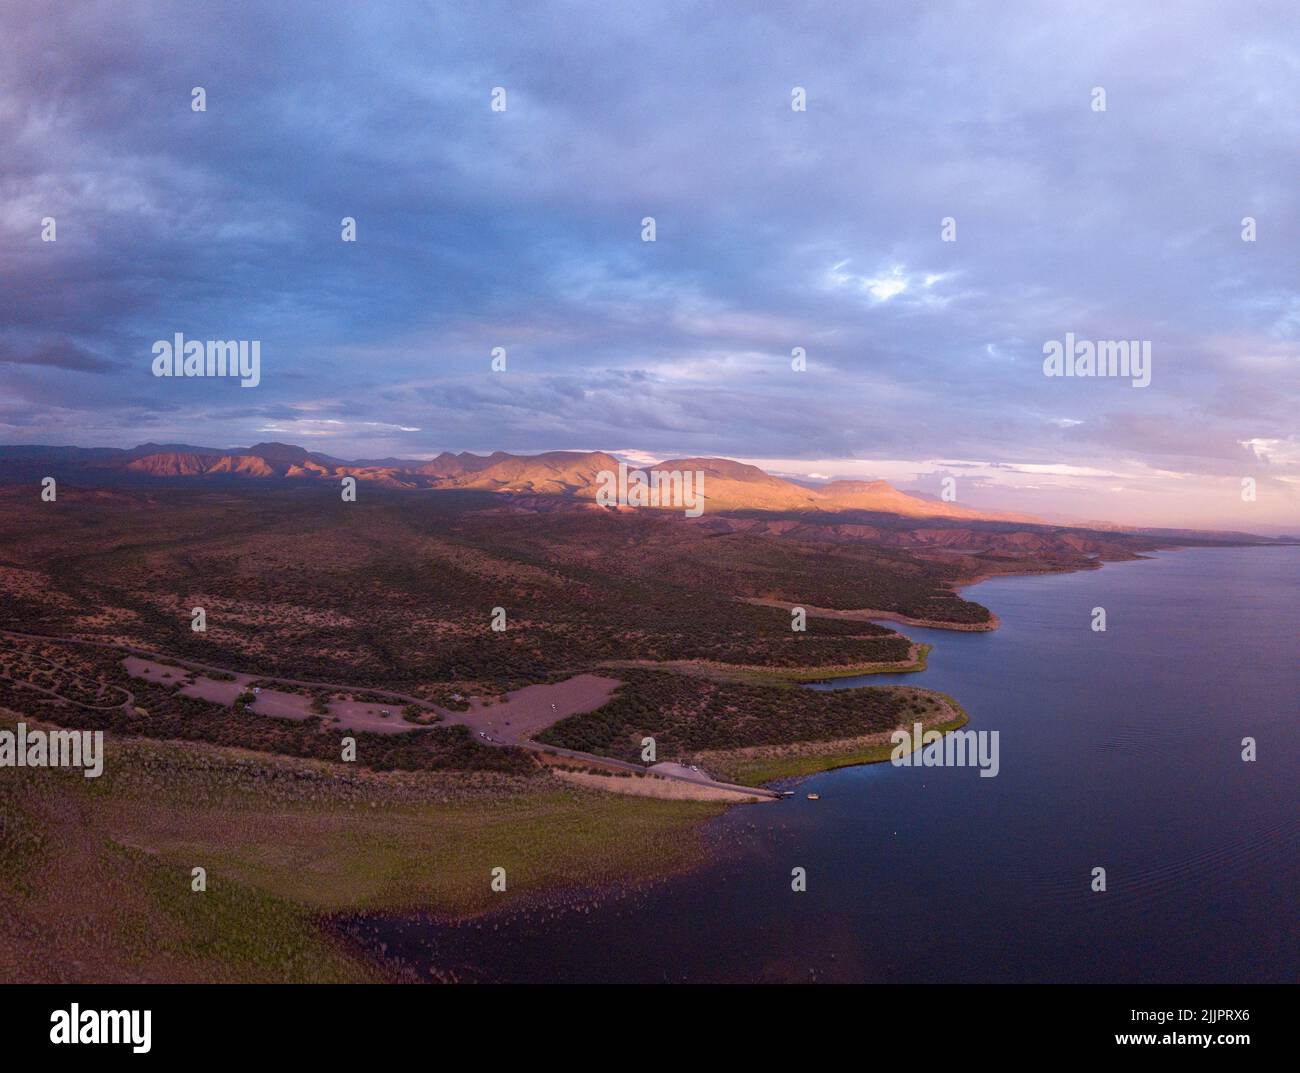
[4,547,1201,983]
[742,597,1000,632]
[328,697,976,980]
[341,548,1175,966]
[599,643,930,685]
[701,695,970,785]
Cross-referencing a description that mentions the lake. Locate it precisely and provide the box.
[360,546,1298,982]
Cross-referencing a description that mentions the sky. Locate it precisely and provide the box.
[0,1,1296,531]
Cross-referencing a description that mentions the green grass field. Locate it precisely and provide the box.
[0,717,726,982]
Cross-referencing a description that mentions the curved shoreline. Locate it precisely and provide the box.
[741,596,1000,632]
[599,643,930,684]
[702,694,970,785]
[0,552,1105,977]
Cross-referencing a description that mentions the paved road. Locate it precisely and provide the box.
[0,629,779,799]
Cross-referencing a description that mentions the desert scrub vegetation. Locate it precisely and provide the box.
[536,669,951,762]
[0,650,534,775]
[0,487,1009,691]
[0,771,47,897]
[701,706,969,784]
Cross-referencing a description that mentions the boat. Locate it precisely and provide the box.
[806,793,820,800]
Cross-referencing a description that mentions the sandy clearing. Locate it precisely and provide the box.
[451,673,621,745]
[123,656,418,735]
[123,656,621,741]
[124,656,247,703]
[551,769,772,803]
[250,691,414,735]
[649,761,715,784]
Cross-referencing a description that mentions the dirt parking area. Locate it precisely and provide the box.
[448,674,621,745]
[123,657,417,735]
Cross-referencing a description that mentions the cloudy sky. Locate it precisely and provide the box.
[1,1,1296,529]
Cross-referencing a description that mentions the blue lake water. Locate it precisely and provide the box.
[366,546,1298,982]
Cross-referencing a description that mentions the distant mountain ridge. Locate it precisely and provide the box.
[2,442,1289,541]
[0,441,1048,523]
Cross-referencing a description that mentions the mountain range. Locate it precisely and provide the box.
[0,442,1290,543]
[0,441,1047,523]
